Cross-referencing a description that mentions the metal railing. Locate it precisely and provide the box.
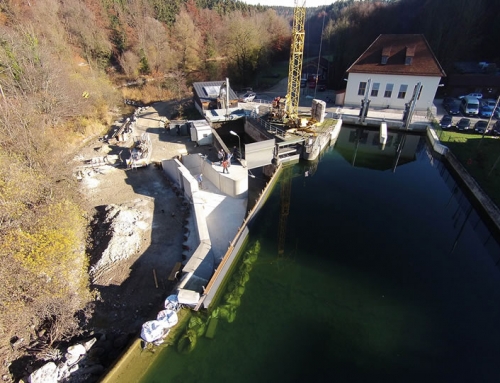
[248,112,287,138]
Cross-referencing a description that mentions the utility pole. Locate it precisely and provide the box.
[225,77,230,117]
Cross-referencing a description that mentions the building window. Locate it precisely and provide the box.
[371,83,380,97]
[398,84,408,99]
[384,83,393,98]
[358,82,367,96]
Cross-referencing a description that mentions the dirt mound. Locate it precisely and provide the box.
[88,201,151,283]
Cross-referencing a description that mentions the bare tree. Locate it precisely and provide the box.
[119,50,140,77]
[58,0,112,67]
[139,17,175,74]
[222,11,267,84]
[172,8,202,72]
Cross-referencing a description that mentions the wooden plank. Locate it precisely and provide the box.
[168,262,182,281]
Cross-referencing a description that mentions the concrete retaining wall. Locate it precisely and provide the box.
[181,154,204,176]
[445,151,500,232]
[163,154,248,200]
[160,154,247,291]
[201,160,248,198]
[200,164,281,309]
[341,115,428,131]
[161,158,183,190]
[179,166,197,201]
[245,118,274,142]
[192,195,210,243]
[161,158,199,201]
[161,155,212,285]
[331,118,343,140]
[426,126,448,155]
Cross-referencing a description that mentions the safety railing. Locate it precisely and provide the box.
[248,112,287,139]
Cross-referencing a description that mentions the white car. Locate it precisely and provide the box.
[459,93,483,100]
[240,92,256,102]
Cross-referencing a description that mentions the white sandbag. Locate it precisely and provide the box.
[140,320,167,343]
[164,294,179,311]
[157,309,178,329]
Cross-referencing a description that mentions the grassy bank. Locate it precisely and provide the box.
[436,127,500,208]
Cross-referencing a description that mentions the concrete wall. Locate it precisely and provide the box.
[181,154,204,176]
[426,126,448,155]
[179,167,197,201]
[331,119,343,140]
[204,164,247,198]
[161,158,183,191]
[165,154,247,199]
[201,163,282,309]
[345,73,441,111]
[160,154,246,292]
[161,156,212,289]
[162,157,200,201]
[192,195,210,243]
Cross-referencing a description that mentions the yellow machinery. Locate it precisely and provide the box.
[285,0,306,122]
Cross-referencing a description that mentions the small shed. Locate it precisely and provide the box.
[189,120,213,146]
[192,81,239,115]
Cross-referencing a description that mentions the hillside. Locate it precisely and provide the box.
[1,0,500,381]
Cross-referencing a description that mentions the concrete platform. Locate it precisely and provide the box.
[194,160,248,264]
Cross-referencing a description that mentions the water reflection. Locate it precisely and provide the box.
[335,127,422,171]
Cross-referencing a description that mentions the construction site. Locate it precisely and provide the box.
[25,1,456,382]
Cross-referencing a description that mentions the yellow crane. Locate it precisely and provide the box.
[285,0,306,122]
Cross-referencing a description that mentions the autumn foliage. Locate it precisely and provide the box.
[1,0,498,379]
[0,0,293,378]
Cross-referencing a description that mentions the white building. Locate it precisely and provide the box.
[344,34,445,111]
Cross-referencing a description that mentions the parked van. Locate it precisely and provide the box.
[460,96,480,116]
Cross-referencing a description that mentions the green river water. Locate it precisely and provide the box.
[140,127,500,383]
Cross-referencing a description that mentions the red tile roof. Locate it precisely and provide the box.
[346,34,445,77]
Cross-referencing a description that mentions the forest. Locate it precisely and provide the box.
[312,0,500,88]
[0,0,499,380]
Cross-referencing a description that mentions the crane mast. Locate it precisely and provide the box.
[285,1,306,120]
